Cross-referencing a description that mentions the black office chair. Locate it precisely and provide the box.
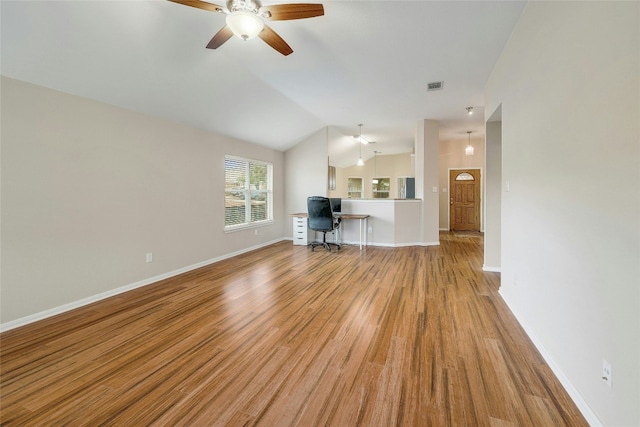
[307,196,341,252]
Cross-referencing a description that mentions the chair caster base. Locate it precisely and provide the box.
[310,242,341,252]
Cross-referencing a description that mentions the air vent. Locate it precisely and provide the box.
[427,81,444,91]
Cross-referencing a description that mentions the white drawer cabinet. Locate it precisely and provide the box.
[292,217,314,245]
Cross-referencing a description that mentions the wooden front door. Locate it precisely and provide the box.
[450,169,481,231]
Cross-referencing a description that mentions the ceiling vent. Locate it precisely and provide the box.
[427,81,444,91]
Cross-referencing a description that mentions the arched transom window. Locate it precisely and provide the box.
[455,172,475,181]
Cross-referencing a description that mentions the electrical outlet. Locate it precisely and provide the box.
[146,253,153,263]
[602,359,612,388]
[368,227,373,233]
[255,229,259,236]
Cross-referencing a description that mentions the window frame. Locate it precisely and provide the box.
[224,155,274,232]
[347,176,364,199]
[372,176,391,199]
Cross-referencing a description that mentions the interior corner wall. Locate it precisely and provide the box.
[283,127,328,237]
[0,76,285,326]
[484,2,639,426]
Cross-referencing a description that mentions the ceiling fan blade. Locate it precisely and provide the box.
[261,3,324,21]
[258,25,293,56]
[206,26,234,49]
[167,0,226,13]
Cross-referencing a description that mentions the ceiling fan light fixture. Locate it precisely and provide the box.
[353,135,370,145]
[226,11,264,40]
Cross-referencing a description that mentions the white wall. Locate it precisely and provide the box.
[485,2,639,425]
[340,199,422,246]
[484,118,501,271]
[284,127,328,237]
[416,119,440,245]
[1,77,285,326]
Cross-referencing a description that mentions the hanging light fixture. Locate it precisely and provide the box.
[466,106,474,115]
[356,124,364,166]
[353,134,370,145]
[465,131,474,156]
[372,150,379,184]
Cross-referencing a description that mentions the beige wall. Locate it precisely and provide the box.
[1,77,285,326]
[438,137,485,230]
[485,2,639,425]
[330,153,414,199]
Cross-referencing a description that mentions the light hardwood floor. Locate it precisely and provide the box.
[1,232,587,426]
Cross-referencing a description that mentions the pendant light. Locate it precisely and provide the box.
[372,150,379,184]
[356,124,364,166]
[465,131,474,156]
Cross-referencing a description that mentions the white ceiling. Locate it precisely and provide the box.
[1,0,526,164]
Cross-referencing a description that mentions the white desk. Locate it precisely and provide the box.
[290,213,370,250]
[335,213,370,249]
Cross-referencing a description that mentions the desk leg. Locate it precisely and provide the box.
[364,217,367,248]
[360,218,369,249]
[357,217,369,250]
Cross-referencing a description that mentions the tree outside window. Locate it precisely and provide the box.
[224,156,273,230]
[372,177,390,198]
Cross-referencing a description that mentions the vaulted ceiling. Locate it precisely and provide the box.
[1,0,526,162]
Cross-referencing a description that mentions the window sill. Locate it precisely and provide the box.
[224,220,275,233]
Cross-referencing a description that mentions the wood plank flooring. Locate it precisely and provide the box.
[0,232,588,426]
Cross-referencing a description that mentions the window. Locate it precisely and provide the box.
[347,177,363,199]
[372,177,390,198]
[455,172,475,181]
[224,155,273,230]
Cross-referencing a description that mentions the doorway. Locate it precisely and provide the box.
[449,169,481,231]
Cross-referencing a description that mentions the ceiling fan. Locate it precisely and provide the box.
[168,0,324,56]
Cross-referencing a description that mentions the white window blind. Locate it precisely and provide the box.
[224,155,273,230]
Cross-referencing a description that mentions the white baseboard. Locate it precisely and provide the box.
[499,290,602,427]
[0,238,285,333]
[339,240,439,248]
[482,265,501,272]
